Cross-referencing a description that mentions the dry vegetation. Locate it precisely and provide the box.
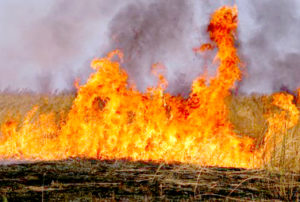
[228,94,300,172]
[0,92,299,200]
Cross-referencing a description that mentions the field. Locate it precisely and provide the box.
[0,92,299,200]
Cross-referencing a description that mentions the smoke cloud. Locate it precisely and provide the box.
[107,0,203,94]
[0,0,299,94]
[237,0,300,94]
[0,0,128,92]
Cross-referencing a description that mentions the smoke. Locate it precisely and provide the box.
[0,0,299,94]
[0,0,128,92]
[237,0,300,94]
[107,0,203,94]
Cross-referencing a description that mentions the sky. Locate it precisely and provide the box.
[0,0,299,94]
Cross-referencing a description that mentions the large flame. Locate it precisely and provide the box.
[0,6,299,168]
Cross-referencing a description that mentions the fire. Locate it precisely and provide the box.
[0,6,299,168]
[298,88,300,105]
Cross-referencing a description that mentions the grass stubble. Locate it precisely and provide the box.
[0,91,299,201]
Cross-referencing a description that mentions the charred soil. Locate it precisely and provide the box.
[0,159,299,201]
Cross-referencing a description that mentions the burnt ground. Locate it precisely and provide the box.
[0,159,299,201]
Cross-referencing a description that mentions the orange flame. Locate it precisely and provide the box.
[297,88,300,105]
[0,6,299,168]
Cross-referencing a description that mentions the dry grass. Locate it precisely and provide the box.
[228,94,300,172]
[0,92,74,127]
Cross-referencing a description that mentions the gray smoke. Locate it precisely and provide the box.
[107,0,203,94]
[238,0,300,94]
[0,0,299,94]
[0,0,129,92]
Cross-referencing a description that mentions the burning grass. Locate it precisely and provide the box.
[0,5,299,200]
[0,92,299,200]
[0,92,299,172]
[228,94,300,172]
[1,6,298,169]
